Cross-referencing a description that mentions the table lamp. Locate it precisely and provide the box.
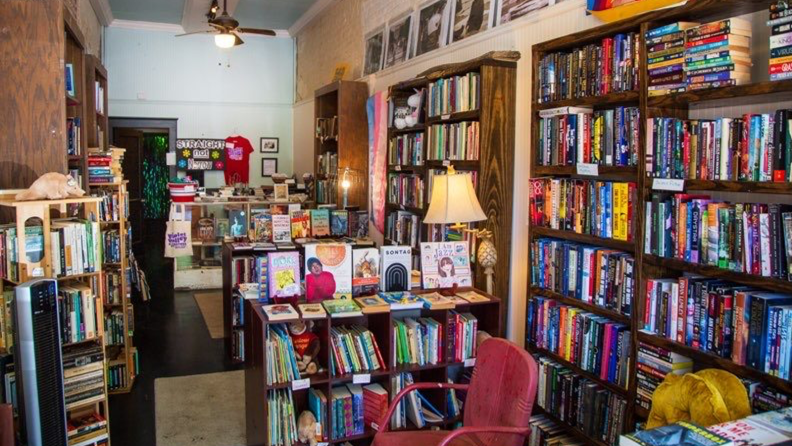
[424,166,497,294]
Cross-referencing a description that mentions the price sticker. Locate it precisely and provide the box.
[353,374,371,384]
[576,163,599,176]
[31,267,44,277]
[652,178,685,192]
[318,443,329,446]
[441,114,451,120]
[292,378,310,391]
[464,358,476,368]
[442,160,451,166]
[395,165,402,171]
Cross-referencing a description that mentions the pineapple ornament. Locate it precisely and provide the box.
[476,229,497,295]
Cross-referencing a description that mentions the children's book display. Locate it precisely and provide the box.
[352,248,380,296]
[380,246,413,292]
[420,242,473,289]
[268,251,301,299]
[305,244,352,301]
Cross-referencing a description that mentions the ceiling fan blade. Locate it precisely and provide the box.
[237,28,276,36]
[233,33,244,46]
[176,30,216,37]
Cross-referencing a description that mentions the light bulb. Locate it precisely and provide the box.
[342,179,351,189]
[215,33,235,48]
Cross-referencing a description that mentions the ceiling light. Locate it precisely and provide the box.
[210,0,219,13]
[215,33,235,48]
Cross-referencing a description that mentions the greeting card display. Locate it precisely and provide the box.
[420,242,472,289]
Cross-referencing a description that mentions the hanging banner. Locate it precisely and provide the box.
[176,139,226,171]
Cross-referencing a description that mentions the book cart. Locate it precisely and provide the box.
[527,1,792,445]
[244,288,501,446]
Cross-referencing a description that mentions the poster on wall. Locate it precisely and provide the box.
[176,139,226,170]
[363,27,386,75]
[384,10,414,68]
[450,0,496,43]
[414,0,451,57]
[497,0,554,25]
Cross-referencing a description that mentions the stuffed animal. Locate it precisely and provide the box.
[288,320,320,376]
[647,369,751,429]
[404,90,423,128]
[297,410,318,446]
[15,173,86,201]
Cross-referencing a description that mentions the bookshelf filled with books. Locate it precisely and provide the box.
[384,52,518,316]
[529,1,792,444]
[0,194,111,444]
[64,7,88,190]
[85,55,109,152]
[313,81,369,208]
[243,288,501,446]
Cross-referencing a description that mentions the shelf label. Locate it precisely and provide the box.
[353,374,371,384]
[441,114,451,120]
[395,165,402,171]
[464,358,476,368]
[652,178,685,192]
[292,378,310,390]
[442,160,451,166]
[318,443,329,446]
[576,163,599,176]
[31,267,44,277]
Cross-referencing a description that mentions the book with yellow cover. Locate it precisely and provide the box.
[613,182,629,241]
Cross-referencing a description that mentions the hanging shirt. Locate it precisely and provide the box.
[224,136,254,185]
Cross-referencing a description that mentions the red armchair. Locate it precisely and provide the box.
[372,338,538,446]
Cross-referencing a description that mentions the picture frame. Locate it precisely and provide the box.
[384,10,415,69]
[363,26,386,75]
[261,158,278,177]
[413,0,451,58]
[449,0,496,44]
[260,137,279,153]
[273,183,289,201]
[496,0,554,26]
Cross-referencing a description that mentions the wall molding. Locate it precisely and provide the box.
[88,0,114,26]
[109,19,186,33]
[288,0,338,37]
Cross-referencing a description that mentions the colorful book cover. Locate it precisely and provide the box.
[419,242,472,289]
[304,243,352,301]
[354,295,390,313]
[331,210,349,237]
[621,421,732,446]
[250,211,272,242]
[272,214,291,243]
[352,248,380,296]
[267,251,301,299]
[298,303,327,319]
[322,298,362,317]
[215,218,230,239]
[290,210,311,239]
[356,211,370,238]
[311,209,331,237]
[255,256,269,302]
[380,246,413,292]
[229,209,247,238]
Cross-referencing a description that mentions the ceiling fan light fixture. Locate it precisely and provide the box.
[215,32,236,48]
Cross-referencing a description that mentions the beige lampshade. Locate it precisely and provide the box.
[424,172,486,224]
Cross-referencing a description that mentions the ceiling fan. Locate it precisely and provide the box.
[176,0,276,48]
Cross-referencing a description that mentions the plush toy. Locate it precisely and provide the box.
[647,369,751,429]
[15,173,86,201]
[288,320,320,376]
[297,410,318,446]
[404,90,423,128]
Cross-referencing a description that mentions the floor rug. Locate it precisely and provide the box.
[193,291,224,339]
[155,370,245,446]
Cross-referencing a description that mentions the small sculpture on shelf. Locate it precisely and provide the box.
[297,411,318,446]
[476,229,497,295]
[15,172,86,201]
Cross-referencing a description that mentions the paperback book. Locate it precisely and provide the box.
[420,242,472,289]
[305,243,352,301]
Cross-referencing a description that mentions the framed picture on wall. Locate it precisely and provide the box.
[384,10,414,69]
[413,0,451,58]
[363,26,386,75]
[497,0,553,26]
[262,158,278,177]
[260,137,279,153]
[449,0,496,43]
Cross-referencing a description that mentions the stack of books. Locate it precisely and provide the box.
[59,282,98,344]
[743,380,791,413]
[646,22,699,96]
[331,384,365,439]
[449,311,478,362]
[362,383,388,429]
[267,388,297,446]
[427,72,480,117]
[635,342,692,411]
[63,344,106,410]
[329,325,385,376]
[393,317,443,367]
[265,324,301,385]
[426,121,480,161]
[67,411,108,446]
[685,19,752,91]
[107,359,130,391]
[527,298,632,388]
[87,147,125,184]
[770,2,792,81]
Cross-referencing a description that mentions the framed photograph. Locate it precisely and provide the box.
[450,0,496,43]
[497,0,553,26]
[363,27,386,75]
[384,10,414,69]
[273,183,289,201]
[260,137,279,153]
[413,0,451,58]
[261,158,278,177]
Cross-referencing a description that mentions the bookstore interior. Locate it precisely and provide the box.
[9,0,792,445]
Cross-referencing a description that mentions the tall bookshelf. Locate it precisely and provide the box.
[528,1,792,444]
[85,55,109,152]
[313,81,370,208]
[0,194,111,443]
[384,52,518,323]
[64,7,88,190]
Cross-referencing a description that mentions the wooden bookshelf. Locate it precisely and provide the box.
[64,7,88,190]
[384,52,518,323]
[313,81,369,208]
[528,1,792,442]
[244,288,501,446]
[85,55,109,152]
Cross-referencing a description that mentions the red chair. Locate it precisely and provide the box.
[373,338,538,446]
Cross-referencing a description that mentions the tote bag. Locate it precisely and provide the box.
[164,203,193,258]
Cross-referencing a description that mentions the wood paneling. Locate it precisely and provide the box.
[0,1,67,189]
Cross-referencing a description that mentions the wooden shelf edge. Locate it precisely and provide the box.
[534,90,640,111]
[530,227,636,252]
[426,109,480,124]
[645,178,792,195]
[527,344,630,397]
[647,79,792,108]
[530,286,631,324]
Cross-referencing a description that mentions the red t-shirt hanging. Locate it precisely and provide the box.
[224,136,254,185]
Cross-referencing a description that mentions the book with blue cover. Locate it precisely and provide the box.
[620,421,733,446]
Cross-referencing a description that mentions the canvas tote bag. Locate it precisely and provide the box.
[164,203,193,258]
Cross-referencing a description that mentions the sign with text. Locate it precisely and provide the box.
[176,139,226,171]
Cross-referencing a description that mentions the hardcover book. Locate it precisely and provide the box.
[298,303,327,319]
[352,248,380,296]
[262,303,299,321]
[216,218,230,239]
[267,251,301,299]
[330,210,349,237]
[250,210,272,242]
[354,295,390,314]
[229,209,247,238]
[272,214,291,244]
[311,209,331,237]
[322,299,363,318]
[291,210,312,239]
[420,242,473,289]
[620,421,733,446]
[380,246,413,292]
[304,244,352,301]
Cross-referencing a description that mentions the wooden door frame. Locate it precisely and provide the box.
[109,117,178,178]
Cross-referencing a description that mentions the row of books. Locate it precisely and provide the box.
[102,270,129,306]
[538,32,640,104]
[770,2,792,81]
[387,173,424,209]
[316,116,338,142]
[427,73,480,117]
[426,121,480,161]
[68,411,108,446]
[644,196,792,281]
[531,239,635,317]
[529,178,637,242]
[63,344,106,411]
[0,291,13,352]
[107,360,132,391]
[95,189,128,222]
[386,211,421,249]
[266,324,301,384]
[104,311,125,346]
[59,282,98,345]
[535,356,628,445]
[448,310,478,362]
[232,328,244,363]
[528,414,584,446]
[389,133,423,166]
[67,117,82,156]
[330,325,385,376]
[102,229,123,264]
[317,152,338,177]
[316,179,337,205]
[427,169,477,201]
[267,388,298,446]
[537,106,640,167]
[331,384,365,439]
[244,207,368,244]
[747,380,791,413]
[646,113,792,182]
[393,317,443,367]
[527,297,631,387]
[634,341,692,411]
[390,372,446,430]
[644,276,792,379]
